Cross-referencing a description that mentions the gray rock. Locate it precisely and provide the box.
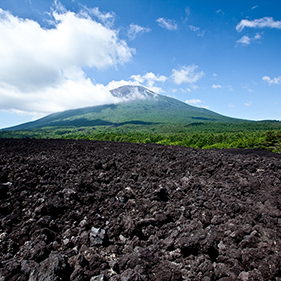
[21,260,38,276]
[90,227,107,246]
[120,269,142,281]
[29,251,68,281]
[90,274,107,281]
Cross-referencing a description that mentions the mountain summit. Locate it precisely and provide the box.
[3,85,244,131]
[110,85,158,100]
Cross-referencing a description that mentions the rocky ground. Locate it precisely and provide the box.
[1,139,281,281]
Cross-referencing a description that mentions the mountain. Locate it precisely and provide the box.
[3,85,246,131]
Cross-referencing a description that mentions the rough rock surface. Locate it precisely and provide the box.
[1,139,281,281]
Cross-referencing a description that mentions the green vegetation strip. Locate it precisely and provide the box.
[1,123,281,153]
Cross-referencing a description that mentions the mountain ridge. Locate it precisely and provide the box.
[3,85,247,131]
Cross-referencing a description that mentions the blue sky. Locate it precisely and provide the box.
[0,0,281,128]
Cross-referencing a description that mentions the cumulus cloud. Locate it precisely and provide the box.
[156,17,178,30]
[237,33,261,45]
[263,76,281,85]
[212,84,222,89]
[0,5,135,114]
[171,65,204,85]
[236,17,281,32]
[131,72,167,93]
[128,23,151,40]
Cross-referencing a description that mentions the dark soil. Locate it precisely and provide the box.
[1,139,281,281]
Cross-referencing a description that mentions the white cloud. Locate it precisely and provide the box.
[156,17,178,31]
[183,7,191,23]
[251,5,258,10]
[131,72,167,93]
[236,17,281,32]
[171,65,204,85]
[216,9,225,16]
[244,101,252,107]
[128,23,151,40]
[191,85,199,90]
[185,7,190,16]
[212,84,222,89]
[189,25,200,32]
[237,33,261,45]
[188,25,205,36]
[80,6,116,27]
[0,5,135,114]
[143,72,167,83]
[0,78,122,114]
[106,79,140,91]
[185,99,202,105]
[263,75,281,85]
[237,35,251,45]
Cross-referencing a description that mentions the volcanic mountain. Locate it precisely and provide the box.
[4,85,244,130]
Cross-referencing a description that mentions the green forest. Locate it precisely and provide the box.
[1,122,281,152]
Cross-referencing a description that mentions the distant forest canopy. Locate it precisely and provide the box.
[1,121,281,153]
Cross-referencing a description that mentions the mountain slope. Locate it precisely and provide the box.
[4,85,246,131]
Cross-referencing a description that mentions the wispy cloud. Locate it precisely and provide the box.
[188,25,205,36]
[171,65,204,85]
[216,9,225,16]
[185,7,190,16]
[237,35,251,44]
[128,23,151,40]
[212,84,222,89]
[251,5,258,10]
[244,101,252,107]
[236,17,281,32]
[183,7,191,22]
[236,33,261,45]
[82,6,116,27]
[263,76,281,85]
[156,17,178,31]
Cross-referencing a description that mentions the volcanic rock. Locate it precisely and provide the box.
[1,139,281,280]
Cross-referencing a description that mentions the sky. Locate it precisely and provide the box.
[0,0,281,129]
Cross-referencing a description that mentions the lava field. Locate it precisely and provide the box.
[1,139,281,281]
